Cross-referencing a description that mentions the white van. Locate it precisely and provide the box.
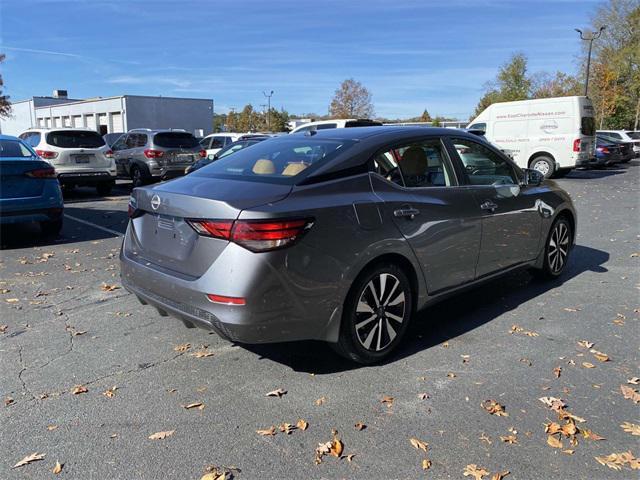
[467,96,596,178]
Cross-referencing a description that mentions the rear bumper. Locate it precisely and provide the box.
[576,156,601,167]
[0,184,64,224]
[149,165,192,180]
[119,229,342,344]
[58,170,116,185]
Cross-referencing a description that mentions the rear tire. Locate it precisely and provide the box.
[41,218,63,237]
[535,217,572,279]
[530,156,555,179]
[131,166,146,188]
[332,263,413,364]
[96,181,114,196]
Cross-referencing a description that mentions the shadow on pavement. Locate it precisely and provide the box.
[244,244,609,374]
[567,160,636,179]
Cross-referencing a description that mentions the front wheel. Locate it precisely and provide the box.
[332,263,413,364]
[537,217,572,278]
[530,156,555,179]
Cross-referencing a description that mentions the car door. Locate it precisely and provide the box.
[445,136,542,278]
[369,136,482,293]
[111,134,130,176]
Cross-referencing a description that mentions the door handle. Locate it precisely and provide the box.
[394,208,420,219]
[480,201,498,212]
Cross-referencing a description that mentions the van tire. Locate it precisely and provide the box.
[529,156,555,179]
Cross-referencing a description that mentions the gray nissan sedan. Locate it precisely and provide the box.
[120,127,576,364]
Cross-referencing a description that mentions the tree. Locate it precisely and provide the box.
[531,71,582,98]
[420,109,432,122]
[329,79,374,118]
[592,61,623,128]
[226,110,238,132]
[0,54,11,118]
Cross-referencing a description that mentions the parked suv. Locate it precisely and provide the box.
[19,128,117,195]
[111,129,205,187]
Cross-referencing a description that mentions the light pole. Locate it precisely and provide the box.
[575,26,606,96]
[263,90,274,130]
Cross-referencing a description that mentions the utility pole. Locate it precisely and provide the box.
[575,26,606,96]
[263,90,274,131]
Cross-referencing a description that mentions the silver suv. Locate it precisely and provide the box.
[111,129,205,187]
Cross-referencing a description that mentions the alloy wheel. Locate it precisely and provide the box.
[533,159,551,176]
[548,221,570,273]
[355,273,406,351]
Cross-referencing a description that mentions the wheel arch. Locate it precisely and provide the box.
[555,208,576,247]
[528,150,556,167]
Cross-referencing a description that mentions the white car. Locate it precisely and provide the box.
[19,128,117,195]
[596,130,640,157]
[468,96,596,178]
[289,119,382,134]
[200,133,243,157]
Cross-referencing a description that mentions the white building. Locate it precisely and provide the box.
[0,91,214,137]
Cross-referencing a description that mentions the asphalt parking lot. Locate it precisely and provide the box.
[1,163,639,480]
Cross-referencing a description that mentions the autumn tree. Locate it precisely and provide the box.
[0,54,11,118]
[420,109,432,122]
[531,71,582,98]
[329,79,374,118]
[592,61,623,128]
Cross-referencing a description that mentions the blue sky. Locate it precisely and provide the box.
[1,0,598,119]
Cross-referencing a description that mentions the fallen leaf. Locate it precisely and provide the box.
[418,392,430,400]
[279,423,296,435]
[266,388,287,398]
[72,385,88,395]
[296,419,308,431]
[329,438,344,457]
[447,372,457,378]
[315,396,326,406]
[510,324,538,336]
[5,298,19,303]
[577,340,594,349]
[52,461,63,474]
[491,472,510,480]
[409,437,429,452]
[148,430,175,440]
[464,464,490,480]
[102,386,117,398]
[481,399,508,417]
[620,422,640,436]
[344,453,356,462]
[562,449,575,455]
[174,343,191,352]
[553,366,562,378]
[582,362,595,369]
[190,350,214,358]
[314,441,332,464]
[256,426,276,436]
[590,349,610,362]
[47,425,58,431]
[0,324,8,333]
[0,288,10,293]
[500,435,518,444]
[627,377,640,385]
[100,283,120,292]
[479,433,492,444]
[620,385,640,404]
[582,429,605,441]
[381,395,394,406]
[594,451,639,471]
[563,307,580,312]
[547,435,563,449]
[182,402,204,410]
[354,422,366,431]
[12,452,45,469]
[4,397,14,406]
[422,458,432,470]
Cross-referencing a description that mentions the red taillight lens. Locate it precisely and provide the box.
[206,294,246,306]
[144,149,164,159]
[187,218,314,252]
[199,149,207,158]
[26,167,57,179]
[104,149,114,158]
[35,149,58,159]
[573,139,581,152]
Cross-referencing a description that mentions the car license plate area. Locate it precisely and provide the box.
[73,154,91,164]
[176,154,194,163]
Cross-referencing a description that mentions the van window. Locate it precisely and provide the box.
[581,118,595,136]
[468,123,486,132]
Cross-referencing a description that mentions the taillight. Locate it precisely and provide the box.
[35,149,58,159]
[199,149,207,158]
[187,218,314,252]
[25,167,57,179]
[597,146,609,154]
[144,149,164,159]
[572,139,581,152]
[104,149,114,158]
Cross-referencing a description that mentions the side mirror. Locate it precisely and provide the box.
[207,154,217,160]
[523,168,544,186]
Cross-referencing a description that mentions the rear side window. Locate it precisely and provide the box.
[0,139,35,158]
[210,137,226,149]
[581,117,595,136]
[46,130,105,148]
[196,137,354,184]
[153,132,199,148]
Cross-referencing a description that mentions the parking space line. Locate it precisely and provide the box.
[64,213,125,237]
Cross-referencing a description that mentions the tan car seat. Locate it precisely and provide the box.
[282,163,308,176]
[252,159,276,175]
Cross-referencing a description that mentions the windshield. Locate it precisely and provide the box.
[153,132,199,148]
[195,137,354,184]
[47,130,105,148]
[0,139,36,158]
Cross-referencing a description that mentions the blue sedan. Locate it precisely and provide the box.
[0,134,64,236]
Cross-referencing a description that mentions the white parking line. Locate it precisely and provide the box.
[64,213,125,237]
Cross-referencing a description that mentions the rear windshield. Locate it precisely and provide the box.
[345,120,383,127]
[581,117,595,136]
[153,132,199,148]
[0,139,35,158]
[196,137,354,184]
[47,130,105,148]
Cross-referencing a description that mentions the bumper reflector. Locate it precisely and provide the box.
[206,294,246,306]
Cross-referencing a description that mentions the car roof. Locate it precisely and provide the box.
[0,134,22,141]
[292,125,472,141]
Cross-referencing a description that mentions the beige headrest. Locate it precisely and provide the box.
[282,163,308,176]
[252,159,276,175]
[401,146,427,176]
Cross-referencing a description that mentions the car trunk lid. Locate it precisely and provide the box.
[0,159,51,199]
[127,176,292,277]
